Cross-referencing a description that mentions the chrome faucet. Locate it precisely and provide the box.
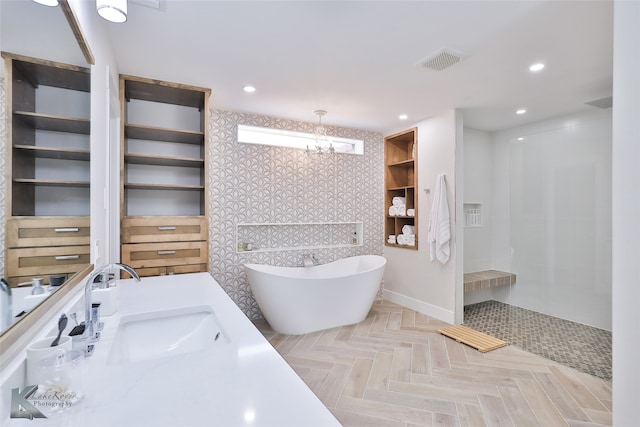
[302,254,318,267]
[84,263,140,341]
[1,279,12,331]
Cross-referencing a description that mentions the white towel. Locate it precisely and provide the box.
[407,209,415,217]
[388,205,406,216]
[392,197,406,207]
[402,224,414,235]
[387,235,396,244]
[397,234,415,246]
[427,174,451,264]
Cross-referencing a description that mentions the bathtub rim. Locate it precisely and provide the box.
[244,254,386,279]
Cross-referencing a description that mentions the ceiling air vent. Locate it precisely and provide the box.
[131,0,161,9]
[420,48,466,71]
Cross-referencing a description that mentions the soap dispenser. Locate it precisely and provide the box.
[351,231,358,245]
[31,277,45,295]
[23,278,48,309]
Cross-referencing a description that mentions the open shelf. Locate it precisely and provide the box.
[125,124,204,144]
[13,179,90,188]
[14,111,90,134]
[236,222,363,253]
[464,203,482,227]
[13,145,90,161]
[124,183,204,191]
[387,159,415,168]
[124,153,204,168]
[388,185,415,191]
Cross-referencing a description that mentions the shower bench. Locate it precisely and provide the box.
[464,270,516,292]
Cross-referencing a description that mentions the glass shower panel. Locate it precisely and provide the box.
[508,116,611,332]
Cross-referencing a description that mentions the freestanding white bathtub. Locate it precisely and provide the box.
[245,255,386,335]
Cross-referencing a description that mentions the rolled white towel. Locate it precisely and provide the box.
[392,197,406,207]
[397,234,416,246]
[402,224,415,235]
[389,205,407,216]
[387,235,396,244]
[407,209,415,217]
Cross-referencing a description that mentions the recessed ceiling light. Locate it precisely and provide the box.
[529,63,545,72]
[399,114,408,120]
[97,0,127,23]
[517,137,524,141]
[243,86,256,93]
[516,109,527,115]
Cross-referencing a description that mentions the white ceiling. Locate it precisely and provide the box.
[2,0,613,134]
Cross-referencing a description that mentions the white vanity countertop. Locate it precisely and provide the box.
[10,273,340,427]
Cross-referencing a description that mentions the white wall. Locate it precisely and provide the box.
[383,110,461,324]
[0,78,5,279]
[612,0,640,424]
[462,128,494,273]
[67,0,119,266]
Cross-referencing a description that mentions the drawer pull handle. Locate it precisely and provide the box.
[158,226,177,231]
[55,228,80,233]
[55,255,80,260]
[158,250,176,255]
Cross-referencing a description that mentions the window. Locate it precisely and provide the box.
[237,124,364,155]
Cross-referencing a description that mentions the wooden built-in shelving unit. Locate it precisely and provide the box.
[384,128,418,250]
[119,75,210,277]
[2,52,91,285]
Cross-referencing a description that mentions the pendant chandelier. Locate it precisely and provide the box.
[306,110,335,158]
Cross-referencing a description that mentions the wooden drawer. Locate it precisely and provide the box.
[121,241,208,269]
[121,263,207,279]
[6,274,69,288]
[126,266,168,278]
[122,216,207,243]
[6,245,90,278]
[7,217,90,248]
[167,264,207,275]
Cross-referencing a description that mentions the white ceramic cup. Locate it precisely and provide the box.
[26,335,72,386]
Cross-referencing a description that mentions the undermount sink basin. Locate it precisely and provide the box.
[108,306,228,366]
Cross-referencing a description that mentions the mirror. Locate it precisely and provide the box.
[0,0,91,335]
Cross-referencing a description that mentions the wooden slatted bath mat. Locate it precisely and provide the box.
[438,325,508,353]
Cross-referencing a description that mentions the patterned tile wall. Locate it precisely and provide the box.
[237,223,360,251]
[0,77,6,278]
[208,110,384,319]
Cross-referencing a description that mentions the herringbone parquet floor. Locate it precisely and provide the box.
[254,300,612,427]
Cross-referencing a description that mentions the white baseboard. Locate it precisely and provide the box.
[382,289,456,325]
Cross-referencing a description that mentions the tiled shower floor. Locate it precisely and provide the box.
[464,300,612,380]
